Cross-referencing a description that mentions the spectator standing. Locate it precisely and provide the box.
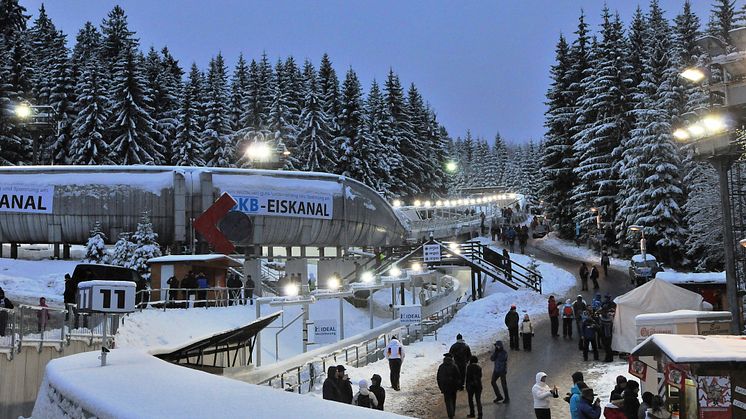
[323,366,340,402]
[548,295,560,337]
[491,219,499,242]
[196,272,209,306]
[579,263,589,291]
[63,273,75,321]
[503,249,512,280]
[601,252,610,276]
[599,310,614,362]
[385,335,404,391]
[623,381,640,419]
[519,226,529,254]
[490,340,510,403]
[562,299,575,339]
[369,374,386,411]
[569,381,589,419]
[336,365,353,404]
[437,353,461,419]
[532,371,559,419]
[182,271,197,306]
[582,312,600,361]
[590,266,600,290]
[646,395,671,419]
[505,305,520,350]
[466,356,483,419]
[353,379,379,408]
[37,297,50,332]
[166,275,180,305]
[0,288,14,336]
[227,274,242,305]
[520,313,534,351]
[573,296,587,350]
[449,333,472,390]
[245,275,255,305]
[578,387,602,419]
[507,227,517,252]
[638,392,654,419]
[609,376,627,402]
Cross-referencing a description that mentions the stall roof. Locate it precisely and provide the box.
[636,310,731,325]
[632,334,746,363]
[655,271,726,284]
[147,254,242,267]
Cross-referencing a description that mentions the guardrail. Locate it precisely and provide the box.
[133,286,255,311]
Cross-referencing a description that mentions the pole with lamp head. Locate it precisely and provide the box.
[628,225,646,261]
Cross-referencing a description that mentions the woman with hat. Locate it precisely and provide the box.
[577,387,601,419]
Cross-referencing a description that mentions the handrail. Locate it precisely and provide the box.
[459,241,542,292]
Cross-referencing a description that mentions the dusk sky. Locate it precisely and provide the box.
[25,1,712,144]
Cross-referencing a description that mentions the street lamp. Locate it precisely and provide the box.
[14,102,31,118]
[284,283,300,297]
[327,277,340,290]
[445,161,458,173]
[680,67,706,83]
[361,271,374,283]
[628,225,647,260]
[388,266,402,277]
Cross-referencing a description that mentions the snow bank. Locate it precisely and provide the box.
[31,349,404,419]
[533,233,627,269]
[656,271,726,284]
[584,362,635,402]
[0,257,79,305]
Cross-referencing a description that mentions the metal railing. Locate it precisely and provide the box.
[133,287,255,311]
[458,241,542,292]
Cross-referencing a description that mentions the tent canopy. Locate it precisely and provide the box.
[612,279,704,353]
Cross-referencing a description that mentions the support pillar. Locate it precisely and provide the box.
[470,270,477,301]
[53,243,60,259]
[255,301,262,366]
[302,302,310,353]
[10,243,18,259]
[63,244,71,260]
[400,283,405,306]
[339,297,345,340]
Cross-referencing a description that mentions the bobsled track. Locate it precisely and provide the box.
[0,165,519,252]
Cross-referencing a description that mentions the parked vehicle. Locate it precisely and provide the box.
[628,254,662,286]
[71,263,141,287]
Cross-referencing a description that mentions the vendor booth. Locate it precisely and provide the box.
[147,254,242,302]
[656,271,728,311]
[613,279,706,353]
[635,310,732,344]
[631,334,746,419]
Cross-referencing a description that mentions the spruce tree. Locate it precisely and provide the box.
[47,30,75,165]
[295,66,335,172]
[283,56,303,131]
[385,69,422,197]
[82,221,108,264]
[144,47,181,165]
[71,22,101,87]
[683,151,724,271]
[100,5,137,71]
[708,0,737,45]
[173,63,205,166]
[201,53,233,167]
[338,68,375,185]
[317,53,341,160]
[239,59,261,130]
[492,132,509,185]
[71,56,110,164]
[228,54,249,132]
[109,232,136,267]
[268,59,295,141]
[365,79,397,194]
[130,212,161,281]
[28,4,56,106]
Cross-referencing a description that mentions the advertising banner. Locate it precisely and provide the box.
[423,244,441,263]
[628,355,647,381]
[397,305,422,325]
[0,184,54,214]
[313,319,339,344]
[698,376,732,419]
[227,189,333,220]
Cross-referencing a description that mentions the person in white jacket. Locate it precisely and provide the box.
[532,371,559,419]
[385,335,405,391]
[353,379,379,409]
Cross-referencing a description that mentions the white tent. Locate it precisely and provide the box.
[612,278,704,353]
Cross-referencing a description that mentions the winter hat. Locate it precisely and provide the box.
[336,365,346,372]
[371,374,382,384]
[358,379,370,396]
[581,387,595,400]
[510,304,516,309]
[456,333,463,340]
[443,353,453,358]
[572,371,584,383]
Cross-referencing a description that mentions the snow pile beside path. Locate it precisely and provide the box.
[32,349,405,419]
[656,271,726,284]
[0,257,79,305]
[585,362,635,402]
[311,243,577,416]
[533,233,627,269]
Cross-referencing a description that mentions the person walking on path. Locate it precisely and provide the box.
[353,379,379,409]
[562,299,575,339]
[505,305,520,350]
[369,374,386,411]
[532,371,559,419]
[578,387,602,419]
[590,265,600,290]
[466,356,483,419]
[601,252,610,276]
[0,288,14,336]
[573,296,587,350]
[520,313,534,351]
[507,227,517,252]
[579,263,589,291]
[449,333,472,390]
[599,310,614,362]
[336,365,353,404]
[548,296,560,337]
[37,296,50,333]
[386,335,404,391]
[323,366,340,402]
[519,226,529,254]
[490,340,510,403]
[437,353,461,419]
[581,312,600,361]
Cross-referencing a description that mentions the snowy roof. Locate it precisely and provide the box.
[631,254,656,263]
[636,310,731,325]
[631,334,746,363]
[655,271,726,284]
[147,254,242,267]
[33,349,404,419]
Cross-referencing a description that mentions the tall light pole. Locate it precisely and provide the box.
[628,225,646,260]
[13,101,57,165]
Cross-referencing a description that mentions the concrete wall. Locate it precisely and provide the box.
[0,340,102,419]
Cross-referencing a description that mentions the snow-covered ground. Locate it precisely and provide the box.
[533,233,628,269]
[309,239,578,416]
[0,257,79,306]
[31,349,406,419]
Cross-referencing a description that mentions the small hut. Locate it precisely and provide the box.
[147,254,242,301]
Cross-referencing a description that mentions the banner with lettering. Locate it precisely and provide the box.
[227,189,333,220]
[0,184,54,214]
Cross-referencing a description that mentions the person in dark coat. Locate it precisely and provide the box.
[490,340,510,403]
[590,266,600,290]
[166,275,180,306]
[437,353,461,419]
[579,263,589,291]
[226,274,242,305]
[609,376,627,402]
[518,226,529,254]
[449,333,472,390]
[63,273,76,320]
[322,366,340,402]
[599,310,614,362]
[245,275,255,305]
[369,374,386,411]
[573,296,587,350]
[581,313,599,361]
[578,387,602,419]
[466,356,483,419]
[336,365,353,404]
[622,380,640,419]
[505,305,520,350]
[0,288,14,336]
[548,295,560,337]
[503,249,512,280]
[600,252,610,276]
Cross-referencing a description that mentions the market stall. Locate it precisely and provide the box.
[630,334,746,419]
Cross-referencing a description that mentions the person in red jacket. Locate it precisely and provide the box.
[548,295,560,337]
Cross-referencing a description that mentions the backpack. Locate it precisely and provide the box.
[357,394,372,408]
[563,305,573,317]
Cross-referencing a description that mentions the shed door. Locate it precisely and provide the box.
[161,264,174,301]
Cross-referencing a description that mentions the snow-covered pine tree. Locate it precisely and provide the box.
[106,48,163,164]
[71,22,101,89]
[71,54,110,164]
[338,67,378,187]
[283,56,303,132]
[246,52,274,130]
[541,34,576,238]
[82,221,108,264]
[144,47,181,165]
[174,62,206,167]
[683,150,724,271]
[317,53,341,164]
[239,59,261,130]
[522,140,542,203]
[130,212,162,281]
[618,0,687,263]
[295,65,336,172]
[99,5,137,73]
[202,53,233,167]
[385,70,422,197]
[28,4,56,107]
[492,133,509,186]
[426,108,450,194]
[365,79,397,194]
[471,138,491,188]
[228,54,249,132]
[47,30,75,165]
[407,83,444,193]
[268,59,295,142]
[109,232,136,268]
[708,0,737,45]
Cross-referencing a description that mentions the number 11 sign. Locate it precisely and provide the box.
[78,280,136,313]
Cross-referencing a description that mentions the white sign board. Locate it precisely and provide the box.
[77,280,136,313]
[313,319,339,344]
[0,184,54,213]
[423,244,441,263]
[227,189,333,220]
[398,304,422,325]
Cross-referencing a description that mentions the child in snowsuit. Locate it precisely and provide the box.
[520,313,534,351]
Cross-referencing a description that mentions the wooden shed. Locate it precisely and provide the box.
[147,254,242,301]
